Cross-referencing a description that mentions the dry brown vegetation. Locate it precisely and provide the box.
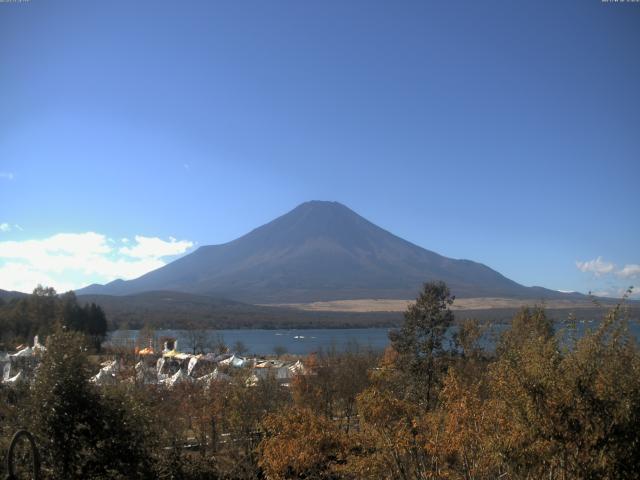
[2,282,639,479]
[266,296,618,313]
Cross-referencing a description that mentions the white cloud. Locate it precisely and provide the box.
[617,264,640,279]
[590,290,615,298]
[0,172,14,180]
[0,232,193,293]
[576,258,640,300]
[0,223,25,233]
[590,286,640,300]
[0,262,77,294]
[576,257,615,276]
[119,235,193,259]
[0,232,111,271]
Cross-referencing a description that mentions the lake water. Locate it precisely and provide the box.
[107,328,394,355]
[107,320,640,356]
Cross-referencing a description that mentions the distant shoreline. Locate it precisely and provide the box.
[100,303,638,331]
[262,296,624,313]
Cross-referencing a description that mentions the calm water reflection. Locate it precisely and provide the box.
[106,320,640,356]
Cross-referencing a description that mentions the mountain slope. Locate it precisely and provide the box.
[76,201,577,303]
[0,289,29,302]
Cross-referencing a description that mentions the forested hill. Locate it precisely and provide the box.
[75,290,401,330]
[0,286,107,348]
[0,288,28,302]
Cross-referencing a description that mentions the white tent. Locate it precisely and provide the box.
[187,356,200,376]
[196,368,230,387]
[252,368,269,380]
[3,362,12,381]
[91,368,116,385]
[156,357,165,374]
[135,361,157,384]
[100,360,118,373]
[288,360,306,376]
[255,359,284,369]
[167,368,192,388]
[2,370,23,385]
[10,346,33,358]
[91,360,118,385]
[210,353,231,363]
[33,335,46,352]
[188,354,219,378]
[275,366,292,380]
[232,355,247,368]
[219,354,247,368]
[245,373,260,387]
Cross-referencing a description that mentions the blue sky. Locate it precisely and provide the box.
[0,0,638,297]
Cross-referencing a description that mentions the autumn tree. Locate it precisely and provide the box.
[136,323,156,352]
[259,407,348,480]
[184,325,210,354]
[233,340,248,356]
[486,303,640,479]
[350,385,433,480]
[273,345,287,358]
[434,369,502,479]
[291,348,376,431]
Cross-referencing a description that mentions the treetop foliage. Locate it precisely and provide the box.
[2,281,640,479]
[0,285,107,350]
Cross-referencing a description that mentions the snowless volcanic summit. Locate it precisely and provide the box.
[77,201,575,303]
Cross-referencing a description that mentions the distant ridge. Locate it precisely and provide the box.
[0,289,29,301]
[76,201,584,303]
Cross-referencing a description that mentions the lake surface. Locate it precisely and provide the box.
[108,328,395,355]
[107,320,640,356]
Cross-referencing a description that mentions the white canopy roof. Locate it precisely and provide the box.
[91,369,116,385]
[2,370,23,385]
[219,354,247,368]
[10,346,33,358]
[167,368,192,388]
[196,368,230,387]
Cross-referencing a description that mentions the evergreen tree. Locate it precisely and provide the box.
[31,328,99,478]
[31,328,154,479]
[389,281,454,407]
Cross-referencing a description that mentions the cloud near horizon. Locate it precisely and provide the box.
[589,287,640,299]
[576,256,640,299]
[0,232,193,293]
[618,264,640,279]
[576,257,640,279]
